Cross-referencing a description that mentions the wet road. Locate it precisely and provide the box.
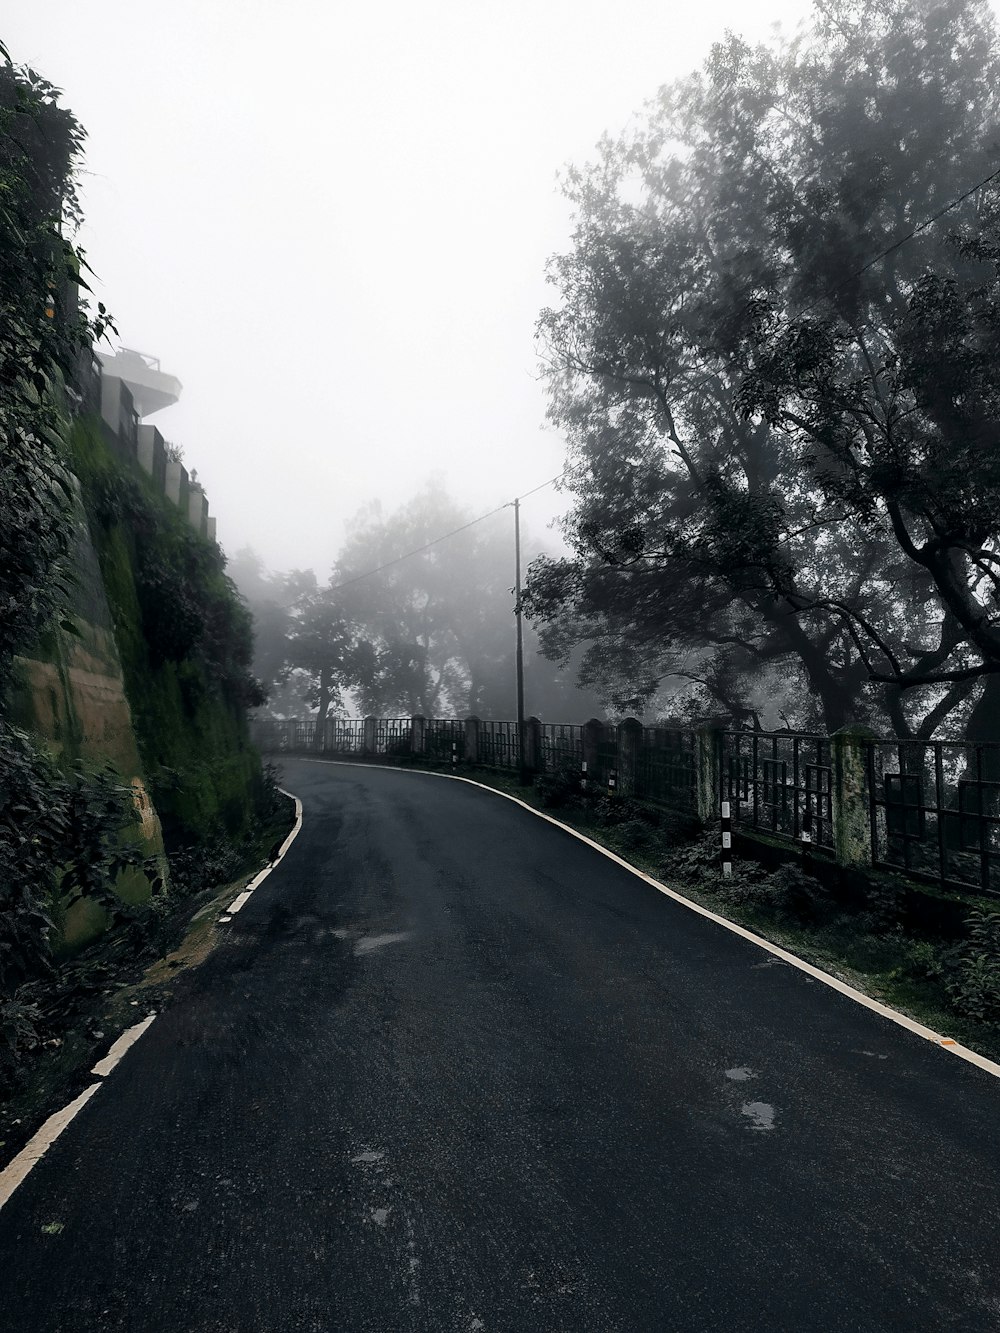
[1,758,999,1331]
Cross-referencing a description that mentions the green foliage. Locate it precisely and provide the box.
[939,909,1000,1022]
[535,767,585,809]
[68,416,266,849]
[658,829,1000,1022]
[0,723,152,1090]
[658,831,837,924]
[531,0,1000,738]
[0,54,116,674]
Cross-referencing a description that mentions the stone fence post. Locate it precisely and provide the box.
[617,717,642,795]
[410,714,427,758]
[464,716,480,765]
[363,715,377,756]
[522,716,542,774]
[695,721,726,825]
[831,724,879,868]
[582,718,603,783]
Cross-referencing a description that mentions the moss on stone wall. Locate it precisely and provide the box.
[66,413,265,855]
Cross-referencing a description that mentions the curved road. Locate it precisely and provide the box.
[1,759,999,1331]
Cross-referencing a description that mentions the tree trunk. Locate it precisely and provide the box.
[314,665,331,749]
[963,672,1000,784]
[761,597,865,732]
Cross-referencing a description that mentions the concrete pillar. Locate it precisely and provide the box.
[411,714,427,757]
[165,459,184,506]
[696,722,726,825]
[523,716,542,773]
[188,488,207,537]
[617,717,642,796]
[582,718,603,782]
[99,374,120,433]
[831,724,879,868]
[137,424,157,476]
[464,716,480,765]
[363,715,377,755]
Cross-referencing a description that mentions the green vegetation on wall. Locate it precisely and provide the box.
[67,413,267,854]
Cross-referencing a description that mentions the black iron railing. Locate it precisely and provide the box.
[252,716,1000,899]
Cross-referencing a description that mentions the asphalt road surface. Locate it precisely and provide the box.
[2,758,999,1332]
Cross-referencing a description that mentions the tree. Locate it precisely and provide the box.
[333,487,511,716]
[529,0,1000,741]
[226,547,297,697]
[283,570,375,730]
[230,489,610,724]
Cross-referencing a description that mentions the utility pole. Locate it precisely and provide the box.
[514,496,527,785]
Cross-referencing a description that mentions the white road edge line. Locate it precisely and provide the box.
[91,1013,158,1077]
[227,788,303,914]
[296,757,1000,1081]
[0,787,306,1208]
[0,1083,102,1209]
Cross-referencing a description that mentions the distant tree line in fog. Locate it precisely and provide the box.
[229,484,609,724]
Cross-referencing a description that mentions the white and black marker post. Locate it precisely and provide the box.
[451,740,457,767]
[721,771,732,878]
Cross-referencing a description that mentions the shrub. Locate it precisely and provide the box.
[856,876,908,935]
[659,830,725,880]
[534,767,584,810]
[0,723,152,1091]
[660,833,835,925]
[609,817,659,855]
[938,909,1000,1023]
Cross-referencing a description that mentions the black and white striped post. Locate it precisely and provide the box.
[721,771,732,878]
[451,740,457,768]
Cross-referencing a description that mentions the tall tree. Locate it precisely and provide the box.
[529,0,1000,740]
[334,488,514,717]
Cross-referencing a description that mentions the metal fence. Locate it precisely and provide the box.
[478,720,519,770]
[723,730,834,851]
[540,723,582,772]
[325,719,366,753]
[251,715,1000,899]
[426,718,465,764]
[374,717,411,755]
[639,726,697,813]
[867,736,1000,899]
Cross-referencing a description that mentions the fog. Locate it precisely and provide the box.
[6,0,816,575]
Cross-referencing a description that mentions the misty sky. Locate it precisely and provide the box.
[9,0,852,576]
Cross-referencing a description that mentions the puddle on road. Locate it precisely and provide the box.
[724,1067,756,1081]
[352,1149,385,1164]
[354,932,411,956]
[741,1101,777,1131]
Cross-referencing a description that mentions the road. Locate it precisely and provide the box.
[1,758,999,1332]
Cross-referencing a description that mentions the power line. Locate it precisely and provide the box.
[789,159,1000,324]
[326,161,1000,599]
[326,474,562,594]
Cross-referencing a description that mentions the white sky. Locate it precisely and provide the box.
[7,0,828,576]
